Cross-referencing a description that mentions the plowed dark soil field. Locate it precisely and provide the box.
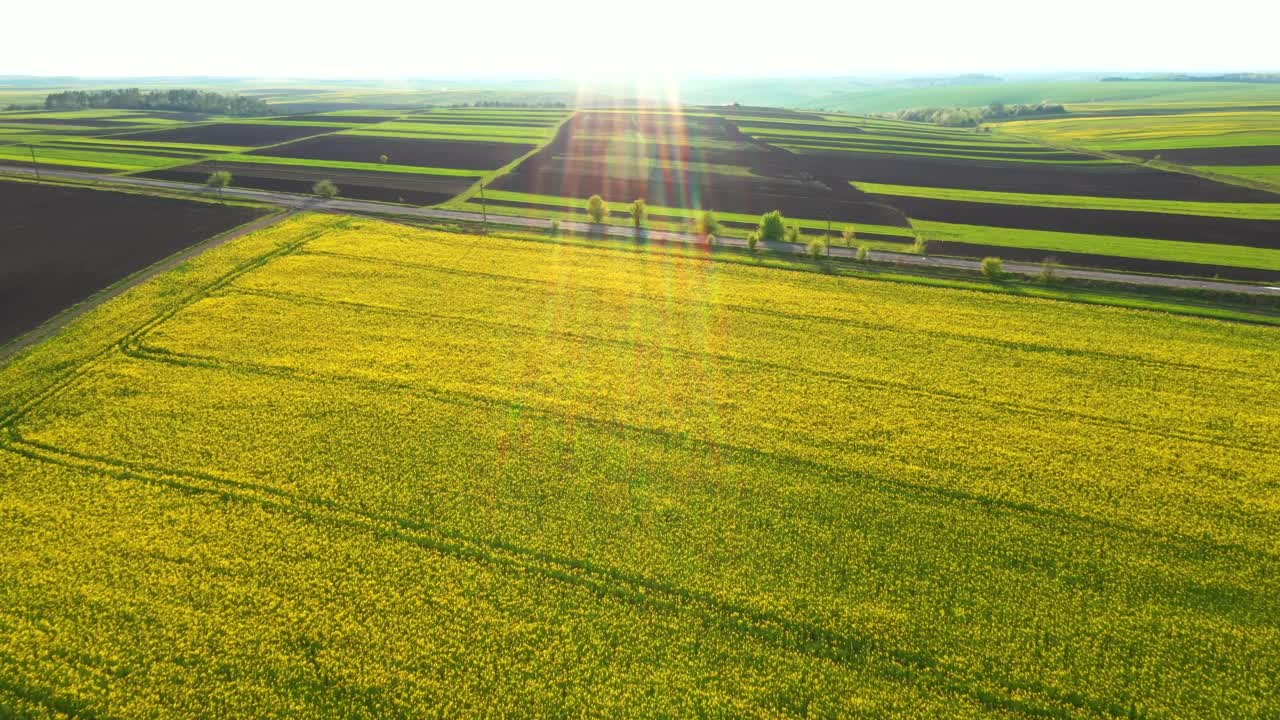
[251,135,533,170]
[465,196,912,243]
[139,161,475,206]
[0,180,263,345]
[1120,146,1280,165]
[0,117,139,127]
[878,194,1280,248]
[925,240,1278,282]
[797,150,1280,201]
[114,123,335,147]
[493,111,912,228]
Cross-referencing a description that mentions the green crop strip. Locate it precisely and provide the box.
[855,182,1280,219]
[1198,165,1280,180]
[452,189,917,239]
[915,220,1280,270]
[0,145,181,170]
[780,143,1114,164]
[214,153,486,176]
[343,122,552,140]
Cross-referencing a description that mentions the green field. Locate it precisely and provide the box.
[999,112,1280,150]
[998,110,1280,191]
[3,88,1279,280]
[913,220,1280,271]
[1,214,1277,717]
[448,188,917,243]
[853,182,1280,219]
[803,80,1280,114]
[0,106,569,202]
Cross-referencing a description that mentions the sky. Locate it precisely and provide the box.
[3,0,1277,79]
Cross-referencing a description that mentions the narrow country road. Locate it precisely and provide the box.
[4,165,1278,297]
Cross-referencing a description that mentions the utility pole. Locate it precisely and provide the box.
[826,215,832,257]
[28,144,40,182]
[479,181,488,234]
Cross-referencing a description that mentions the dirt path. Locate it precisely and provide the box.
[0,208,296,364]
[3,165,1278,297]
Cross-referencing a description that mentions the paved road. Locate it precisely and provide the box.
[4,164,1279,297]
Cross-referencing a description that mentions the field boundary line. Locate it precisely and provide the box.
[210,283,1279,457]
[0,434,1140,720]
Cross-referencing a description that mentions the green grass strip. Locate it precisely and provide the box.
[855,182,1280,219]
[462,189,918,239]
[340,129,540,144]
[0,146,177,170]
[914,220,1280,271]
[216,153,485,176]
[745,126,1036,148]
[344,122,551,139]
[65,137,250,152]
[780,144,1114,165]
[1197,165,1280,180]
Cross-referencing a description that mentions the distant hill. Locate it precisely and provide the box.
[1102,73,1280,84]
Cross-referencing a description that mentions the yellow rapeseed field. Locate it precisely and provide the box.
[1,214,1277,718]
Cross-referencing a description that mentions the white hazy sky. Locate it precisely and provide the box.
[3,0,1277,79]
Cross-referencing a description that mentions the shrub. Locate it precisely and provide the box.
[856,244,870,262]
[807,238,825,259]
[747,232,759,252]
[313,179,339,198]
[785,226,800,243]
[697,210,720,237]
[842,225,857,246]
[586,194,607,224]
[982,256,1004,278]
[757,210,785,242]
[206,170,232,204]
[549,219,561,236]
[379,154,389,164]
[629,199,646,229]
[1039,258,1061,284]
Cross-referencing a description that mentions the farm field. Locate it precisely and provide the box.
[459,108,914,239]
[4,98,1280,280]
[998,110,1280,191]
[465,108,1280,280]
[0,179,264,345]
[741,113,1280,279]
[0,109,220,172]
[805,79,1280,115]
[0,107,567,205]
[1,213,1277,717]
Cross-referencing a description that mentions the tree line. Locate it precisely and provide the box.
[888,102,1066,127]
[45,89,270,116]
